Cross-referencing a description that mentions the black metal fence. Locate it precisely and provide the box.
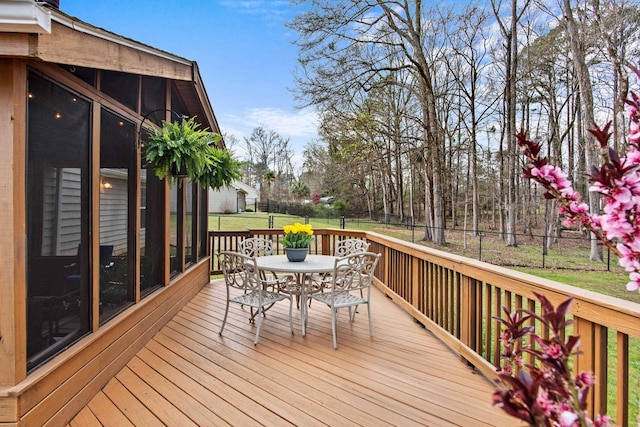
[209,210,618,273]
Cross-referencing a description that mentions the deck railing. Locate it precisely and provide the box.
[209,228,640,426]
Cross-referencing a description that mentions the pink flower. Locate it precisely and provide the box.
[626,272,640,291]
[544,343,563,359]
[558,411,579,427]
[576,371,595,387]
[535,388,553,417]
[594,415,612,427]
[629,120,640,144]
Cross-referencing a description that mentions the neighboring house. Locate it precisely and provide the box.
[208,180,260,213]
[0,1,223,424]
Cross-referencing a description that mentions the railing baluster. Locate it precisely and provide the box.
[617,332,629,427]
[484,283,492,361]
[493,287,502,368]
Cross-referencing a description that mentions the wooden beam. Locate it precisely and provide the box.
[0,33,37,57]
[34,22,193,81]
[0,60,27,390]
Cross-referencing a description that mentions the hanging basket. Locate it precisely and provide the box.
[171,163,188,178]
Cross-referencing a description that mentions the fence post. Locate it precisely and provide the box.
[478,232,482,261]
[411,216,415,243]
[340,216,345,229]
[218,216,221,231]
[268,215,274,228]
[542,232,546,269]
[305,215,309,224]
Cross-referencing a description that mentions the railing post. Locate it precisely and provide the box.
[574,317,607,421]
[268,215,274,229]
[340,216,345,229]
[305,215,309,224]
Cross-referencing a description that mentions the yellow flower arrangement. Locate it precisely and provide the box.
[280,223,314,248]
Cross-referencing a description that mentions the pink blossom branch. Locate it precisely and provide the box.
[516,111,640,292]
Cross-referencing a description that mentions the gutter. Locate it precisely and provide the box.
[0,0,51,33]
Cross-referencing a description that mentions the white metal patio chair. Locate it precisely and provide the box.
[317,238,371,318]
[334,238,370,257]
[239,237,304,309]
[217,251,294,345]
[309,252,381,349]
[238,237,275,258]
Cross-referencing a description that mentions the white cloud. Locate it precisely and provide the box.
[222,107,318,139]
[219,107,319,168]
[218,0,295,25]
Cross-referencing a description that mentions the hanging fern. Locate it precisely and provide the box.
[144,116,242,189]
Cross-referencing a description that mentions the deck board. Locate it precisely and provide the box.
[70,279,519,426]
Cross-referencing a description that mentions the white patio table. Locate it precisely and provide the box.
[255,254,337,336]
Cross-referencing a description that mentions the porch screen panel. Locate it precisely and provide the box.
[169,184,181,277]
[26,71,91,371]
[99,108,134,324]
[140,163,164,294]
[185,181,194,266]
[199,186,208,260]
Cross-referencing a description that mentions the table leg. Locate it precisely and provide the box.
[300,273,307,336]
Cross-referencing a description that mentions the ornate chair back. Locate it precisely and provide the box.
[334,238,370,257]
[239,237,274,258]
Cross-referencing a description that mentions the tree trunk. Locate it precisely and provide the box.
[505,0,519,247]
[563,0,603,261]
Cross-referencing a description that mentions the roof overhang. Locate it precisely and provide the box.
[0,0,51,34]
[0,3,223,144]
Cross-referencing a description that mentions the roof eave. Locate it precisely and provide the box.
[0,1,51,34]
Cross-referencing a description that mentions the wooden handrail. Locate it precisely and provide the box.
[208,229,640,426]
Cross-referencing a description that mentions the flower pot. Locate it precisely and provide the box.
[285,247,308,262]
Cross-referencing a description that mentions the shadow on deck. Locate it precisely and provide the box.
[69,279,517,426]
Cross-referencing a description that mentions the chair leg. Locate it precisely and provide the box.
[331,307,338,349]
[219,301,230,336]
[254,306,263,345]
[367,303,373,337]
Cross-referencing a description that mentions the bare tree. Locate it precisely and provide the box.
[446,4,499,236]
[561,0,602,261]
[492,0,532,247]
[244,127,294,201]
[289,0,449,244]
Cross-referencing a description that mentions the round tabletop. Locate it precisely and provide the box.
[255,254,337,274]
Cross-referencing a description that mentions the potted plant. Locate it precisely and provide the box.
[144,116,242,190]
[280,223,314,262]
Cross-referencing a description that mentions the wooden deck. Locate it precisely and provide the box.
[69,279,518,426]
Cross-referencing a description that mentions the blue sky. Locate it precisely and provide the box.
[60,0,317,164]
